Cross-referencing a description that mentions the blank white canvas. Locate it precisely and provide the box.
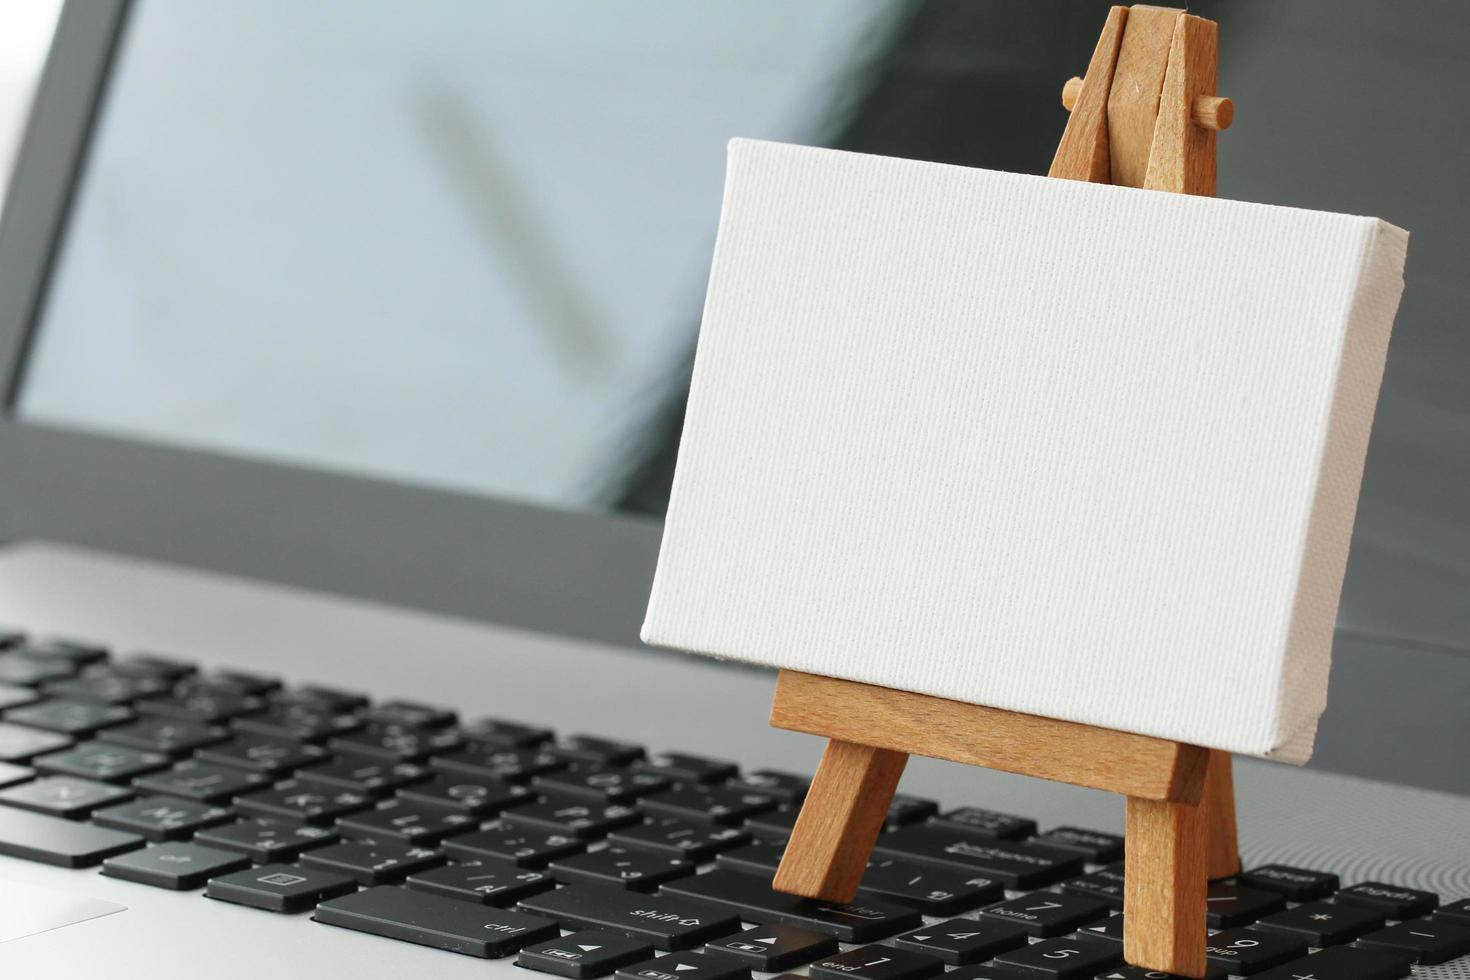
[643,139,1407,761]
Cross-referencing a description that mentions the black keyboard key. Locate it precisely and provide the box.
[0,774,132,816]
[294,752,428,796]
[641,785,778,825]
[0,683,39,711]
[0,804,143,866]
[133,759,269,801]
[100,841,249,889]
[179,670,280,697]
[446,825,586,867]
[406,857,555,905]
[727,769,808,804]
[194,817,340,862]
[811,945,943,980]
[363,700,456,729]
[397,776,524,815]
[1061,868,1127,909]
[519,930,654,979]
[979,892,1113,937]
[556,735,645,766]
[1032,826,1125,863]
[1335,883,1438,919]
[0,629,20,649]
[886,795,939,828]
[944,968,1039,980]
[874,825,1083,888]
[616,952,749,980]
[112,653,194,679]
[235,778,373,824]
[861,857,1003,915]
[462,717,554,748]
[1206,881,1287,928]
[432,745,565,782]
[609,817,750,861]
[633,753,738,784]
[195,734,326,774]
[330,723,462,761]
[15,638,108,667]
[0,720,72,761]
[1078,916,1126,942]
[92,794,233,841]
[137,691,260,722]
[893,918,1029,964]
[207,862,358,913]
[1238,865,1341,901]
[1357,918,1470,964]
[519,882,739,950]
[1205,927,1309,974]
[930,807,1037,840]
[660,868,920,942]
[1438,898,1470,922]
[0,655,74,686]
[1251,946,1413,980]
[0,761,31,788]
[715,839,787,875]
[98,716,228,753]
[5,698,132,734]
[232,704,360,741]
[994,936,1123,980]
[1098,968,1227,980]
[316,884,557,957]
[42,673,168,705]
[335,799,477,844]
[33,743,169,782]
[505,796,642,839]
[1256,900,1385,945]
[300,839,445,885]
[705,925,838,971]
[535,766,670,802]
[549,846,694,891]
[745,808,799,838]
[270,684,369,713]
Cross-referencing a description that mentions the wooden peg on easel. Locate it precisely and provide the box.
[769,7,1240,978]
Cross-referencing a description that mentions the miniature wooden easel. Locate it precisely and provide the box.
[769,7,1238,978]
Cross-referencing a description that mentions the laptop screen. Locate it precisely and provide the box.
[17,0,921,517]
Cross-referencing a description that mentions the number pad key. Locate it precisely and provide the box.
[1335,883,1439,919]
[1205,927,1309,974]
[1255,900,1385,945]
[809,944,944,980]
[1237,864,1341,901]
[1250,946,1412,980]
[979,892,1112,937]
[1356,918,1470,965]
[993,936,1123,980]
[1206,882,1287,928]
[893,918,1029,964]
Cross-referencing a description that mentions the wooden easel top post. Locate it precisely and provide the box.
[768,7,1237,978]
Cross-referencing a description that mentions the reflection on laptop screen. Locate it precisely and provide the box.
[17,0,916,515]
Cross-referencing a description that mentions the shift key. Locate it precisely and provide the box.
[518,883,740,950]
[872,825,1083,889]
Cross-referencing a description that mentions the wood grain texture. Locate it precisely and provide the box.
[1143,14,1219,195]
[1201,749,1242,879]
[771,738,908,900]
[1064,77,1234,131]
[1125,797,1208,977]
[1048,5,1127,183]
[1106,5,1182,188]
[770,670,1209,803]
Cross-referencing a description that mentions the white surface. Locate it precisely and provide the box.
[0,878,124,945]
[0,543,1465,980]
[644,139,1408,760]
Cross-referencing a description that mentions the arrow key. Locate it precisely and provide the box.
[893,917,1029,964]
[519,929,654,978]
[810,944,943,980]
[616,952,749,980]
[703,925,838,971]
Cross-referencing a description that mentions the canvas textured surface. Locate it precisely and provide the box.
[642,139,1408,761]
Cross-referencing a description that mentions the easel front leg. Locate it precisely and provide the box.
[1125,796,1207,977]
[772,739,908,901]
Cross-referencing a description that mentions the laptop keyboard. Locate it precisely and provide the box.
[1,634,1468,979]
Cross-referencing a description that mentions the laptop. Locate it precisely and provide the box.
[0,2,1466,978]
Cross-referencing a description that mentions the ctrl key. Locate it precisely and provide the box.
[314,885,558,957]
[207,863,357,913]
[518,930,654,978]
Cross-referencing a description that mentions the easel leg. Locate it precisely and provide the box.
[1125,796,1207,977]
[772,739,908,901]
[1201,749,1240,879]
